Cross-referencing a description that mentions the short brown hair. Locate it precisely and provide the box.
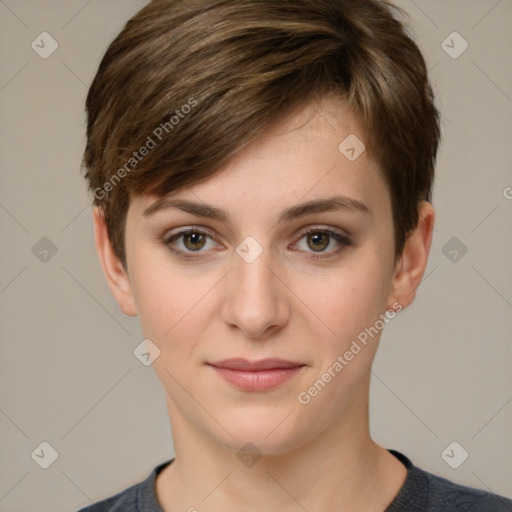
[82,0,441,267]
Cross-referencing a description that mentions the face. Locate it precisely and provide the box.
[100,97,426,456]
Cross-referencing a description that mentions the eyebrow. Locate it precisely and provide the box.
[142,194,370,223]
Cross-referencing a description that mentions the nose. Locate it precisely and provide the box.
[220,246,290,340]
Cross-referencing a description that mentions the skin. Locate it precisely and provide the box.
[93,96,435,511]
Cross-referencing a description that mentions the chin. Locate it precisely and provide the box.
[212,406,314,456]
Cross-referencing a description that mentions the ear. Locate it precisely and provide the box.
[387,201,435,310]
[92,207,138,316]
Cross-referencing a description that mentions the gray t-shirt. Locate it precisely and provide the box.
[77,450,512,511]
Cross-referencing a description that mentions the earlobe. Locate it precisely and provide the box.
[387,201,435,310]
[92,207,138,316]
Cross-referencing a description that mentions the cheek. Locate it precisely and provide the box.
[293,261,391,407]
[296,260,390,351]
[130,250,219,358]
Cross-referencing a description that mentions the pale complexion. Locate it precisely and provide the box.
[94,96,434,511]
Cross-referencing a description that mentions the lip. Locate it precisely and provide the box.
[207,358,305,391]
[209,358,304,371]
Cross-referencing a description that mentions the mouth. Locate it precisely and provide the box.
[206,358,306,391]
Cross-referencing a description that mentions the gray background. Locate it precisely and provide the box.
[1,1,511,510]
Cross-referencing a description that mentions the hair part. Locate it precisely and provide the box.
[83,0,441,268]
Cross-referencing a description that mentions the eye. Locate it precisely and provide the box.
[163,226,353,261]
[292,228,352,259]
[164,228,220,260]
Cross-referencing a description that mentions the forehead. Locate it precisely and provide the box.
[129,96,390,222]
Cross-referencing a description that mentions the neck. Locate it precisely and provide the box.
[156,381,407,512]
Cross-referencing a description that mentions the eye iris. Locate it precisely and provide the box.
[184,232,206,251]
[308,232,329,252]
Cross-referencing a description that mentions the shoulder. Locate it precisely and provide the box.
[75,460,172,512]
[423,470,512,512]
[76,482,139,512]
[387,450,512,512]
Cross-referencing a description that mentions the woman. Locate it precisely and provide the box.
[79,0,512,510]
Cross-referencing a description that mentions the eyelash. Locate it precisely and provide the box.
[163,227,353,261]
